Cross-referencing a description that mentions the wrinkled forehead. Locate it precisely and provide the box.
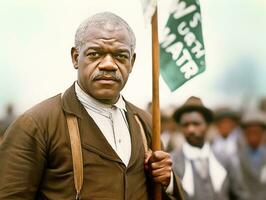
[80,25,132,50]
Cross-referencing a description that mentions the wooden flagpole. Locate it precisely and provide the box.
[151,5,162,200]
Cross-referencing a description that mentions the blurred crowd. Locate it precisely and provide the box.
[0,104,16,142]
[149,97,266,200]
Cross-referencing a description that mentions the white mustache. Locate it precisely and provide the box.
[93,71,122,81]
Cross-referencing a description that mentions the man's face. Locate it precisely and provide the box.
[244,124,265,149]
[71,25,136,104]
[216,118,237,138]
[180,112,208,148]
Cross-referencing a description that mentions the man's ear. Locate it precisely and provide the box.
[71,47,79,69]
[129,53,136,73]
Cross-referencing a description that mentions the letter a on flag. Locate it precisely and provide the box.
[160,0,206,91]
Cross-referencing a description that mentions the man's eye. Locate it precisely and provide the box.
[181,123,188,127]
[193,122,201,126]
[114,54,128,59]
[87,52,100,57]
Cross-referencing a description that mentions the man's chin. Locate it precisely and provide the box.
[187,138,205,148]
[93,92,120,104]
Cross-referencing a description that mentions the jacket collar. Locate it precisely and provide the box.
[61,83,139,117]
[61,83,85,119]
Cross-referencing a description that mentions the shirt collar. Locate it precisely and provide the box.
[74,81,127,112]
[182,141,211,160]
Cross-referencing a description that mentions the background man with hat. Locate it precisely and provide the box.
[239,111,266,200]
[211,108,245,167]
[0,12,183,200]
[171,96,249,200]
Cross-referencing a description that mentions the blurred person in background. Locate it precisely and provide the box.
[258,97,266,145]
[171,97,248,200]
[161,106,184,152]
[0,103,16,140]
[259,97,266,113]
[211,108,244,166]
[0,121,4,142]
[145,101,152,114]
[239,111,266,200]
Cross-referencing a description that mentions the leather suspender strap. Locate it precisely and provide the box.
[65,114,83,200]
[65,113,83,200]
[62,92,83,200]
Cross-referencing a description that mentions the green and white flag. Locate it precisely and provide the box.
[141,0,157,23]
[160,0,206,91]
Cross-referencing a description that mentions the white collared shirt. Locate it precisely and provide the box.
[75,82,131,166]
[181,141,227,196]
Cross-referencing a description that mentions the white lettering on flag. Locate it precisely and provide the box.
[166,42,183,60]
[161,27,177,48]
[170,0,197,20]
[178,49,199,79]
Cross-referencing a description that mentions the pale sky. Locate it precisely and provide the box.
[0,0,266,117]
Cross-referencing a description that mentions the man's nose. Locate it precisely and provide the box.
[187,124,196,133]
[98,54,118,71]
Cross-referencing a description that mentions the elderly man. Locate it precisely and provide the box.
[171,97,249,200]
[0,12,183,200]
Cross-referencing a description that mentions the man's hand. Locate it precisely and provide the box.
[145,150,172,187]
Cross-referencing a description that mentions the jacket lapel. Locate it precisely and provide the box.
[61,83,122,164]
[172,150,186,179]
[126,104,146,169]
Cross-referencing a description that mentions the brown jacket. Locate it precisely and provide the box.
[0,84,183,200]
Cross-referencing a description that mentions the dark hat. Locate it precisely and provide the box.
[173,96,213,123]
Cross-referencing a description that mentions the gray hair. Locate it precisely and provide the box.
[74,12,136,52]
